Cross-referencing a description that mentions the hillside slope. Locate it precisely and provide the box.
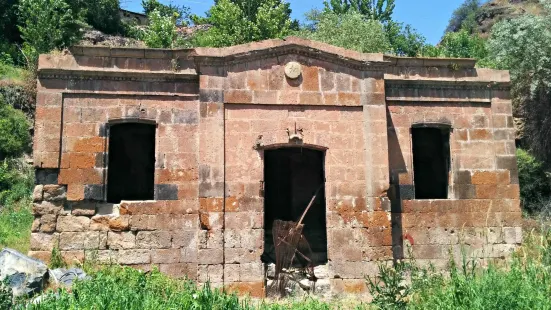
[476,0,544,37]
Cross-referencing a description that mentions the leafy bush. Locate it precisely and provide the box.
[18,0,85,55]
[0,98,31,159]
[143,10,183,48]
[0,84,36,119]
[426,29,489,59]
[517,148,551,212]
[296,10,390,53]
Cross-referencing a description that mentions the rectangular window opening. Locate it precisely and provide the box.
[412,127,451,199]
[107,123,156,203]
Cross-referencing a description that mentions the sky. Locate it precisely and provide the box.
[121,0,467,45]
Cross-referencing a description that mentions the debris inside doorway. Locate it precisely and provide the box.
[270,185,322,297]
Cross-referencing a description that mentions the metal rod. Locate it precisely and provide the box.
[297,184,324,225]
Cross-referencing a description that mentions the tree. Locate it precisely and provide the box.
[191,0,293,47]
[445,0,480,33]
[0,0,21,44]
[488,1,551,164]
[84,0,122,34]
[18,0,84,55]
[142,0,189,26]
[323,0,395,23]
[385,21,426,57]
[297,10,390,53]
[143,9,182,48]
[63,0,123,34]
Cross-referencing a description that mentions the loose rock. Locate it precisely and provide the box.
[0,248,49,297]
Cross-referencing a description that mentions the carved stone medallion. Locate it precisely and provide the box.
[284,61,302,79]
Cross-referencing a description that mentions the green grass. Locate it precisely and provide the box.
[0,63,26,84]
[0,198,33,253]
[0,158,34,254]
[18,266,350,310]
[406,230,551,310]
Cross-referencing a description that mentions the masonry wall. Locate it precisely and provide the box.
[386,77,522,267]
[29,38,521,299]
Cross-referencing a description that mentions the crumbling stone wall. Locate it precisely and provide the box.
[29,37,521,298]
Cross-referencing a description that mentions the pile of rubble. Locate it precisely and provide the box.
[265,263,331,298]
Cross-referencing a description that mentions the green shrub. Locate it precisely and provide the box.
[517,148,551,213]
[0,98,31,159]
[0,84,35,118]
[18,0,85,55]
[366,260,411,309]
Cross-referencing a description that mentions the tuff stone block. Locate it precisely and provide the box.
[155,184,179,200]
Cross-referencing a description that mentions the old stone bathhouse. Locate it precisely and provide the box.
[30,37,521,297]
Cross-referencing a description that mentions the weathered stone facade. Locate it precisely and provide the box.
[30,37,521,298]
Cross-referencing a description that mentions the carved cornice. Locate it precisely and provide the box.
[387,79,509,90]
[385,80,509,103]
[38,68,198,82]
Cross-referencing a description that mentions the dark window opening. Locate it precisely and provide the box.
[412,127,451,199]
[107,123,155,203]
[261,147,327,267]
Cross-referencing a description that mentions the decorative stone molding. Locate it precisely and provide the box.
[38,68,198,82]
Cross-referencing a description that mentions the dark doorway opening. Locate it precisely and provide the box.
[261,147,327,266]
[412,127,451,199]
[107,123,155,203]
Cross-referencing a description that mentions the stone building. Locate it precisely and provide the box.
[30,37,522,297]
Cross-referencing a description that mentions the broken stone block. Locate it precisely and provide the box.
[0,248,49,297]
[49,268,90,287]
